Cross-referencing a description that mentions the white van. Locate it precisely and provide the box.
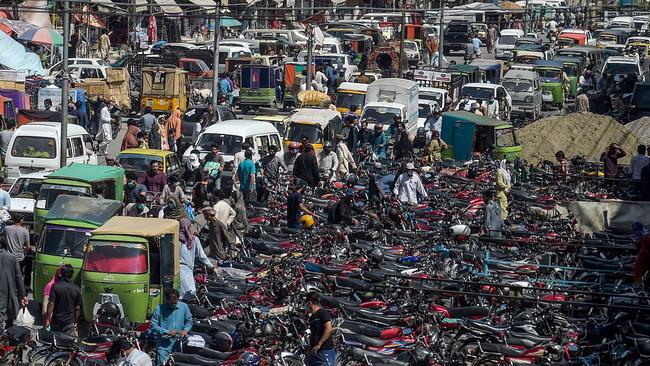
[609,16,635,29]
[182,120,283,182]
[495,29,525,60]
[5,122,97,184]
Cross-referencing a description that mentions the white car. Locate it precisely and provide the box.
[7,171,51,228]
[460,83,512,120]
[419,87,448,111]
[418,100,438,129]
[602,55,645,82]
[44,58,108,77]
[495,29,525,60]
[69,65,109,81]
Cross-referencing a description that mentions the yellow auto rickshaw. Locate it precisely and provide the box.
[283,107,342,153]
[140,67,188,114]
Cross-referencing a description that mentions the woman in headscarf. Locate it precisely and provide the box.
[179,218,213,299]
[496,159,511,220]
[159,195,187,221]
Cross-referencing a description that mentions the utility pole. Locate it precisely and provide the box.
[61,0,70,167]
[306,25,313,90]
[399,9,405,77]
[438,1,444,68]
[211,0,222,107]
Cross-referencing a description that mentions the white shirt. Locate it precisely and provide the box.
[315,71,328,86]
[393,172,428,204]
[124,349,152,366]
[631,154,649,180]
[213,200,236,226]
[100,105,111,124]
[548,20,557,31]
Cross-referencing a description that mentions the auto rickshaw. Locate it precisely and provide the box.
[449,64,481,85]
[116,148,182,181]
[283,107,342,153]
[535,60,566,110]
[553,56,583,98]
[33,196,122,303]
[558,33,587,46]
[239,64,282,113]
[470,59,504,84]
[0,96,16,130]
[597,28,637,48]
[81,217,180,322]
[335,82,368,115]
[252,115,289,136]
[342,34,373,64]
[140,67,188,114]
[441,111,522,161]
[34,164,125,235]
[627,37,650,57]
[555,37,579,49]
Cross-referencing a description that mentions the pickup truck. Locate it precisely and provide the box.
[443,22,474,54]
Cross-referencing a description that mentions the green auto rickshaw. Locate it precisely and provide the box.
[34,164,125,235]
[33,196,122,304]
[441,111,522,162]
[81,217,180,323]
[239,64,282,113]
[553,56,583,99]
[535,60,566,110]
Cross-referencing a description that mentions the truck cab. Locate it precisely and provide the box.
[443,21,474,54]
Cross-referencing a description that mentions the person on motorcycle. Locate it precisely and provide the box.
[318,141,338,182]
[203,144,225,191]
[578,69,596,92]
[125,170,148,204]
[393,162,427,205]
[427,130,448,163]
[369,123,387,160]
[151,288,192,365]
[386,115,401,138]
[331,188,361,226]
[283,141,301,175]
[287,180,315,229]
[138,160,167,193]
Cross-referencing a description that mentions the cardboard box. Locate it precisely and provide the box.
[106,67,129,84]
[0,81,25,92]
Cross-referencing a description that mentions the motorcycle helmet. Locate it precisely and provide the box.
[212,331,233,352]
[345,173,358,186]
[262,322,275,336]
[300,214,315,229]
[238,352,261,366]
[449,224,470,237]
[97,302,121,319]
[323,141,334,150]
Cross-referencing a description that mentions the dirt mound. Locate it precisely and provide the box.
[625,117,650,146]
[516,112,638,164]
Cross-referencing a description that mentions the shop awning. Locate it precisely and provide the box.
[187,0,217,10]
[153,0,183,15]
[95,0,126,13]
[135,0,148,12]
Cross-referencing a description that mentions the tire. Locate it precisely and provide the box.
[44,354,82,366]
[471,356,500,366]
[28,348,52,366]
[277,355,304,366]
[111,120,120,140]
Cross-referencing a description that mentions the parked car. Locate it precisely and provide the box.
[180,105,238,147]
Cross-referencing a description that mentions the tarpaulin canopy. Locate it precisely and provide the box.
[0,30,44,75]
[187,0,217,10]
[0,18,36,35]
[95,0,126,12]
[153,0,183,14]
[19,0,53,29]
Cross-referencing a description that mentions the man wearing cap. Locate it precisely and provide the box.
[332,188,361,226]
[116,337,152,366]
[318,142,338,182]
[393,163,428,205]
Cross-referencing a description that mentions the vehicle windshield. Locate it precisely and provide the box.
[461,86,494,100]
[515,55,541,64]
[83,241,148,274]
[502,80,533,92]
[537,69,563,81]
[420,92,443,107]
[287,123,321,143]
[10,178,44,198]
[563,65,577,77]
[496,128,517,147]
[447,24,468,33]
[335,92,366,110]
[361,106,401,124]
[418,104,432,118]
[603,62,639,75]
[41,227,90,259]
[403,42,417,51]
[11,137,56,159]
[556,50,584,59]
[599,34,618,42]
[40,184,91,210]
[117,154,164,174]
[197,133,243,154]
[499,35,518,45]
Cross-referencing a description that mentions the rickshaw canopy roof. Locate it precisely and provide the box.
[45,196,122,226]
[289,108,341,127]
[93,217,180,239]
[601,28,635,37]
[553,56,583,65]
[117,148,175,158]
[341,33,372,41]
[443,110,508,127]
[535,60,565,69]
[142,67,187,97]
[49,163,125,183]
[450,64,479,75]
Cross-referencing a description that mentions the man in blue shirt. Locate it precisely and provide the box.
[139,106,157,134]
[0,177,11,211]
[471,36,483,58]
[219,74,233,106]
[70,101,90,131]
[236,150,256,202]
[150,289,192,365]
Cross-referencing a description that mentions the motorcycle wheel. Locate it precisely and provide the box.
[27,349,51,366]
[471,356,499,366]
[111,119,121,140]
[276,355,304,366]
[45,355,82,366]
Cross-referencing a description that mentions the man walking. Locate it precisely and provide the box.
[487,24,497,54]
[44,264,80,335]
[139,106,157,134]
[97,98,114,156]
[4,215,31,290]
[0,238,27,331]
[236,150,256,201]
[306,292,336,366]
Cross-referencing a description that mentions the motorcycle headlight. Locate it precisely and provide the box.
[525,96,533,103]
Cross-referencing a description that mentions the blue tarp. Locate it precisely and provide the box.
[0,31,44,75]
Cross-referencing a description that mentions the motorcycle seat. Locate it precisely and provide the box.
[320,295,360,309]
[447,306,490,319]
[353,309,402,324]
[37,329,77,348]
[206,285,244,295]
[508,332,551,345]
[306,262,344,276]
[187,304,213,320]
[340,320,402,339]
[362,269,398,283]
[343,332,387,347]
[205,292,240,304]
[348,346,410,366]
[627,337,650,356]
[336,276,372,292]
[199,347,234,360]
[171,353,223,366]
[465,319,509,335]
[480,343,528,357]
[632,322,650,337]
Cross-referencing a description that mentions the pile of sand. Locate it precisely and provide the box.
[516,113,638,164]
[625,117,650,146]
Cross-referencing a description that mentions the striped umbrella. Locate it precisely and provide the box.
[18,27,63,46]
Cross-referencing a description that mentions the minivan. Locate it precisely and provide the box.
[501,69,542,120]
[495,29,525,60]
[182,120,283,190]
[5,122,97,184]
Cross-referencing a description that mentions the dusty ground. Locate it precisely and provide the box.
[516,112,639,164]
[625,117,650,146]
